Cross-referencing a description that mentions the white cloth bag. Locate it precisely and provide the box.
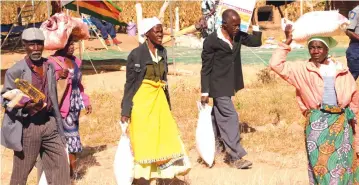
[281,10,349,42]
[38,169,47,185]
[114,122,134,185]
[195,102,215,167]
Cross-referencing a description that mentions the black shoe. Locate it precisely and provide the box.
[228,159,253,169]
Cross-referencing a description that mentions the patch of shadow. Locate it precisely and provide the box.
[156,177,190,185]
[240,122,256,134]
[75,145,107,180]
[132,177,189,185]
[1,69,7,85]
[81,58,127,75]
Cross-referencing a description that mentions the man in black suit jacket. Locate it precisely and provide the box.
[200,9,262,169]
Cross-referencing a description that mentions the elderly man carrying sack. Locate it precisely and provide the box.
[0,28,70,185]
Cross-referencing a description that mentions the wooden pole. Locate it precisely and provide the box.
[300,0,303,16]
[31,0,35,27]
[284,0,288,19]
[76,1,82,60]
[175,7,179,32]
[47,0,51,19]
[158,0,170,23]
[169,0,176,74]
[136,3,144,44]
[162,25,196,44]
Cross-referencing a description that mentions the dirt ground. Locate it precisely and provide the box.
[0,62,309,185]
[0,32,353,185]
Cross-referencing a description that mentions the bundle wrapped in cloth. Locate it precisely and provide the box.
[1,79,47,114]
[282,10,350,43]
[2,89,31,110]
[40,13,90,50]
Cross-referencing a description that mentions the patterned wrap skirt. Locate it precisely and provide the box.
[306,104,359,185]
[63,88,85,153]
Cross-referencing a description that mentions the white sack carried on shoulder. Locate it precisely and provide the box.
[195,101,215,167]
[114,122,134,185]
[282,11,349,42]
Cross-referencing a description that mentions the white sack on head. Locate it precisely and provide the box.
[40,13,90,50]
[281,10,349,43]
[139,17,162,37]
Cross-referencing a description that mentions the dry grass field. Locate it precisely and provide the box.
[1,1,326,29]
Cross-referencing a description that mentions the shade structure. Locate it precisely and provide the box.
[266,1,295,7]
[62,0,126,26]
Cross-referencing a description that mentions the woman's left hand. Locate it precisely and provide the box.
[85,105,92,114]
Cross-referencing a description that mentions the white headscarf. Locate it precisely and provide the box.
[139,17,162,37]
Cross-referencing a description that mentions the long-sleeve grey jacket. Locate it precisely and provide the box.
[1,58,65,151]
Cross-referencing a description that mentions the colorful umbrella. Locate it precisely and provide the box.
[62,0,126,26]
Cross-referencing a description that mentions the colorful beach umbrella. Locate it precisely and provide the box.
[62,0,126,25]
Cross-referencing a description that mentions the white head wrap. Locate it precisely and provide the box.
[139,17,162,37]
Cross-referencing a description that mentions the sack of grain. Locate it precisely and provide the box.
[282,10,349,42]
[40,13,89,50]
[195,102,215,167]
[114,122,134,185]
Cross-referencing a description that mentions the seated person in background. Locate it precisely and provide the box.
[90,16,122,46]
[201,0,219,38]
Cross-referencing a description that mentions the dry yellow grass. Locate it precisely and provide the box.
[0,1,201,29]
[1,1,325,29]
[71,70,305,159]
[75,65,305,155]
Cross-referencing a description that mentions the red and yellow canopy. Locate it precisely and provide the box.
[63,0,125,25]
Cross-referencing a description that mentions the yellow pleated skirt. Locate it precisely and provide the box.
[130,79,191,180]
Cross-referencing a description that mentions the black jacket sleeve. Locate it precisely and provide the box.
[121,52,137,117]
[162,49,172,110]
[240,31,262,47]
[201,36,215,94]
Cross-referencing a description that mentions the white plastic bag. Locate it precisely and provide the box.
[195,102,215,167]
[281,11,349,42]
[38,146,69,185]
[114,122,134,185]
[38,171,47,185]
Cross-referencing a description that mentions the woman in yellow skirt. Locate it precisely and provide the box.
[120,17,191,184]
